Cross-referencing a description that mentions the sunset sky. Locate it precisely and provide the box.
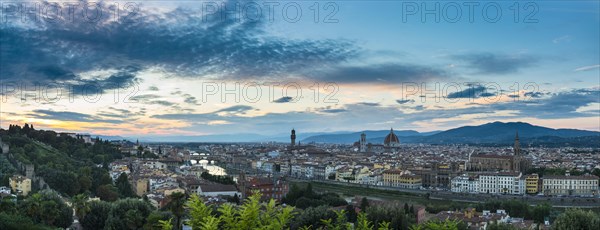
[1,0,599,137]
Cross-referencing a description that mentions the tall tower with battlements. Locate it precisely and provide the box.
[290,129,296,148]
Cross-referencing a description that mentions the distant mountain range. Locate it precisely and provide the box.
[301,130,441,144]
[415,122,599,144]
[93,122,599,146]
[300,122,599,146]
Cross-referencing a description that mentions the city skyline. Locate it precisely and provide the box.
[1,0,599,136]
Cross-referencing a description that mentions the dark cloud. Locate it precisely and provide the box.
[511,88,599,119]
[312,63,448,83]
[396,99,415,104]
[320,108,347,113]
[148,100,176,107]
[216,105,254,114]
[29,110,123,124]
[355,102,380,106]
[148,86,159,91]
[0,1,358,88]
[446,85,496,99]
[70,65,140,95]
[524,92,545,98]
[273,96,294,103]
[183,95,199,105]
[413,105,425,111]
[130,94,161,101]
[453,53,538,74]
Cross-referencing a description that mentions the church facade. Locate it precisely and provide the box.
[466,132,531,173]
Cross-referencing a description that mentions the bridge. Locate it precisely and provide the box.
[186,154,228,162]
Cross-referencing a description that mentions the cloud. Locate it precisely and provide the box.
[311,63,448,83]
[148,100,176,107]
[184,96,199,105]
[130,94,162,101]
[446,85,496,99]
[396,99,415,104]
[356,102,380,106]
[273,96,294,103]
[148,86,159,91]
[149,88,599,134]
[553,35,572,44]
[215,105,254,114]
[0,1,358,88]
[28,110,124,124]
[452,53,538,74]
[574,64,600,72]
[524,92,545,98]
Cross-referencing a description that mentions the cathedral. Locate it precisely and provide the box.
[355,128,402,153]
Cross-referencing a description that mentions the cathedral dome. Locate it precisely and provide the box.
[384,128,400,146]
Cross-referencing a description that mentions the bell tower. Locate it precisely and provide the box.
[514,131,521,156]
[360,132,367,152]
[290,129,296,147]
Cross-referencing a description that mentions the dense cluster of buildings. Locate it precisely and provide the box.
[102,128,600,211]
[231,129,600,197]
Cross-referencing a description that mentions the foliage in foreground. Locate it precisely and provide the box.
[551,208,600,230]
[158,192,472,230]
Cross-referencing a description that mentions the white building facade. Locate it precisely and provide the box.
[478,172,524,195]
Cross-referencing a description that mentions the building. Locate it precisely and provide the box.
[197,184,240,197]
[451,174,480,193]
[467,132,531,173]
[479,172,524,195]
[382,169,422,189]
[9,175,32,196]
[245,176,289,201]
[290,129,296,148]
[542,174,599,196]
[359,132,367,152]
[433,208,510,230]
[413,162,462,188]
[383,128,401,149]
[525,174,540,194]
[134,178,149,196]
[76,134,94,144]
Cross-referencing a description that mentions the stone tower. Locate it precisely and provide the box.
[238,171,247,199]
[290,129,296,147]
[359,132,367,152]
[514,131,521,156]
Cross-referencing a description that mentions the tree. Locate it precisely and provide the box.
[97,184,119,202]
[360,197,369,212]
[81,200,112,230]
[487,222,519,230]
[18,190,73,228]
[166,192,186,229]
[291,205,336,229]
[72,194,90,221]
[552,208,600,230]
[116,172,136,198]
[409,219,464,230]
[144,211,173,230]
[186,192,295,229]
[0,212,55,230]
[530,203,551,224]
[104,198,154,230]
[346,204,358,223]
